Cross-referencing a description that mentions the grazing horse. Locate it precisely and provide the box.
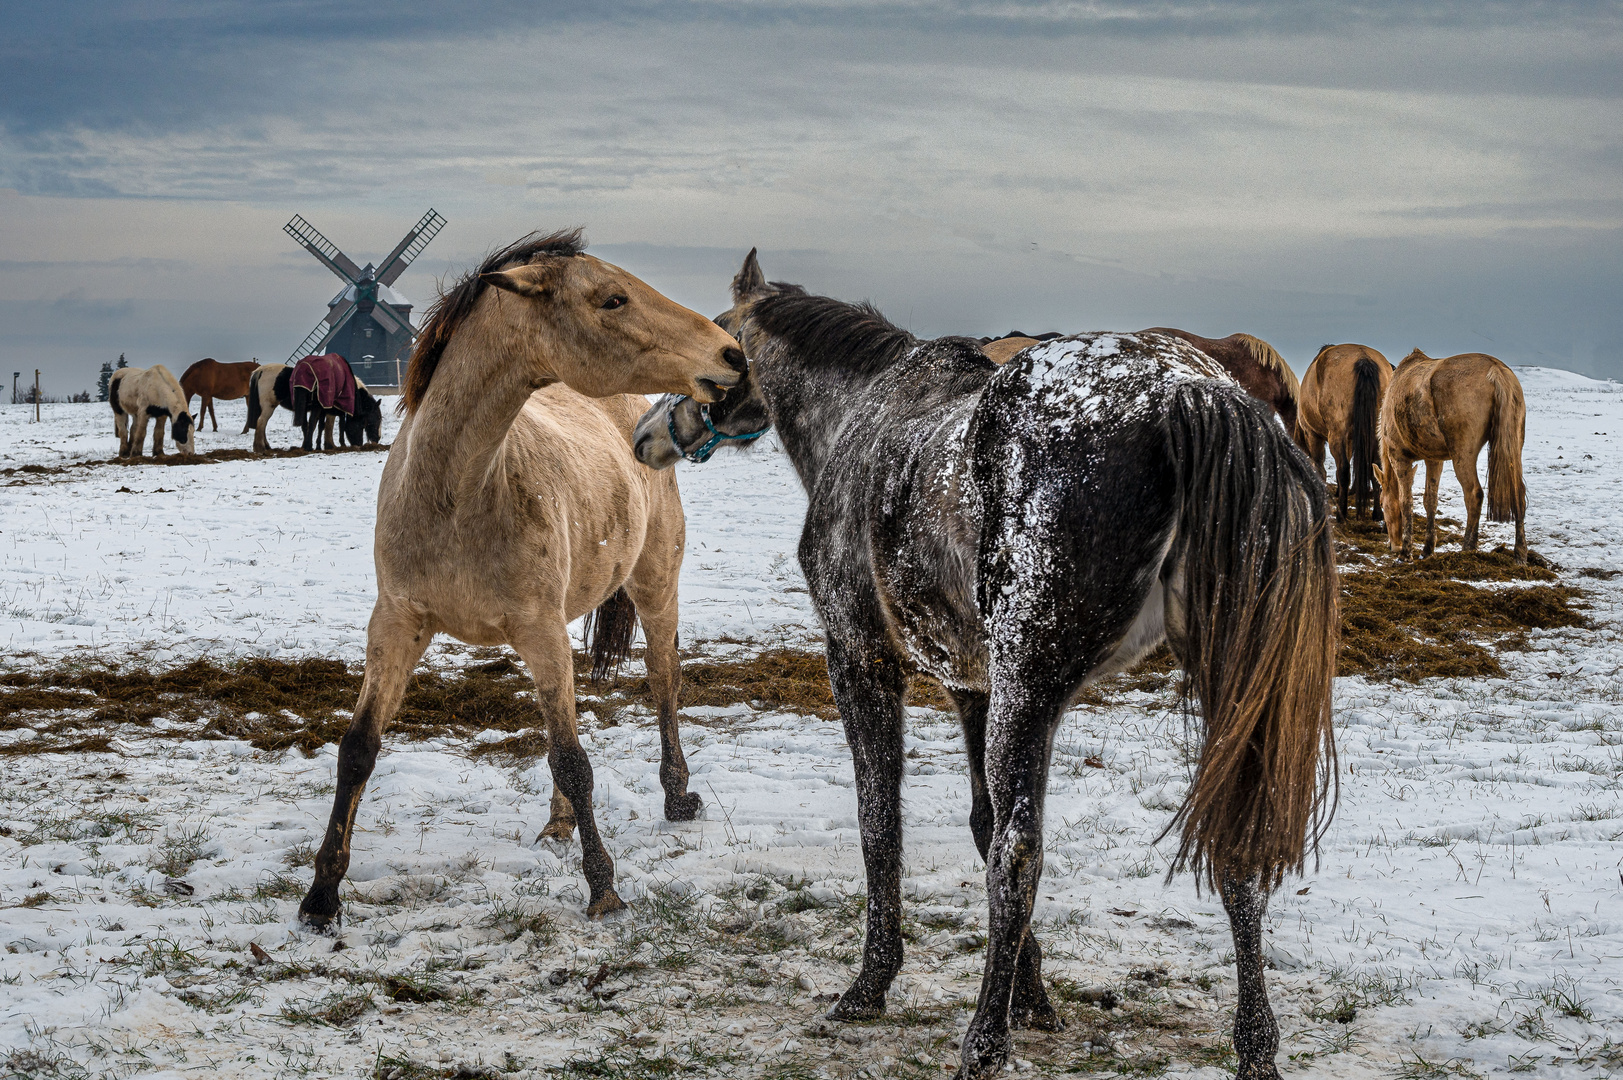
[289,354,379,451]
[1296,344,1394,522]
[1141,328,1301,437]
[109,365,196,457]
[178,358,259,432]
[635,251,1337,1080]
[297,228,746,931]
[245,363,286,453]
[1379,349,1527,563]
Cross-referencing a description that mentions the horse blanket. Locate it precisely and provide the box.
[291,354,357,416]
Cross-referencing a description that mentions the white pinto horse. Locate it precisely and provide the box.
[110,365,196,457]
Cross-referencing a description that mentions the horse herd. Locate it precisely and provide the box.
[101,228,1533,1079]
[107,353,385,458]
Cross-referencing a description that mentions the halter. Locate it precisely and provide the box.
[666,395,770,464]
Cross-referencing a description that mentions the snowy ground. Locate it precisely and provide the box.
[2,371,1622,1079]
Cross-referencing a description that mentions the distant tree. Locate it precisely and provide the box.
[97,361,114,402]
[70,390,92,403]
[116,353,127,369]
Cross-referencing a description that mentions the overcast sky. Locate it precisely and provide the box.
[3,1,1620,393]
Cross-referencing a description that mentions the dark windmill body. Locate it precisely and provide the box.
[284,210,446,389]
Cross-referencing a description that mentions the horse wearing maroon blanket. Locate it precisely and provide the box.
[286,353,382,450]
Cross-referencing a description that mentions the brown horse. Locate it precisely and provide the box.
[1296,344,1394,521]
[297,228,745,930]
[1378,349,1527,563]
[179,358,259,432]
[1142,328,1301,436]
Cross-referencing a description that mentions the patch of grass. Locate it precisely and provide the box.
[0,1047,92,1080]
[280,988,374,1027]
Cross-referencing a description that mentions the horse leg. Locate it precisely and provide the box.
[129,414,149,458]
[300,599,432,927]
[824,634,907,1022]
[1223,876,1281,1080]
[323,414,337,451]
[949,688,1058,1033]
[114,410,130,456]
[151,416,166,457]
[1306,429,1327,487]
[962,660,1070,1078]
[511,619,624,918]
[301,416,316,451]
[1454,452,1483,552]
[205,394,217,432]
[1422,459,1443,558]
[622,576,700,821]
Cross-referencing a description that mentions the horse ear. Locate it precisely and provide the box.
[482,262,561,299]
[732,248,766,302]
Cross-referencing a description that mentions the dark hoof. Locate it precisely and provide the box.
[827,983,886,1022]
[586,889,627,919]
[297,889,342,932]
[664,791,703,822]
[1010,999,1064,1032]
[959,1022,1010,1079]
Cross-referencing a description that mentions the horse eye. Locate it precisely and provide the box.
[601,295,627,311]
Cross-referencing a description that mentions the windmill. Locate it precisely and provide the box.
[284,209,446,388]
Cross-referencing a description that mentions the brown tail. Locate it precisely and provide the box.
[1486,371,1526,523]
[1162,386,1339,893]
[1348,357,1381,516]
[583,587,638,683]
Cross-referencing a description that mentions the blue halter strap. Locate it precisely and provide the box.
[667,395,769,464]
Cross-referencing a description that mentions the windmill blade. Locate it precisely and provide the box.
[287,314,340,366]
[367,300,414,339]
[376,208,447,287]
[285,215,363,284]
[325,296,357,329]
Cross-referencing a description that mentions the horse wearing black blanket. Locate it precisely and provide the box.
[634,251,1338,1080]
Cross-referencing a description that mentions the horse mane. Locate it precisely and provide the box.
[1235,333,1301,402]
[749,290,916,376]
[401,227,588,414]
[1401,348,1431,364]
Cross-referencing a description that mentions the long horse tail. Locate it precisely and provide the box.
[1486,369,1527,524]
[1348,356,1381,516]
[582,587,638,683]
[245,370,263,431]
[1161,385,1338,894]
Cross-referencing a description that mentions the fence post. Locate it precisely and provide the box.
[34,370,40,422]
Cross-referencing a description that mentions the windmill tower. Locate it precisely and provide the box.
[284,209,446,388]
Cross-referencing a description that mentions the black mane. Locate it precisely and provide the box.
[403,227,587,412]
[750,290,916,376]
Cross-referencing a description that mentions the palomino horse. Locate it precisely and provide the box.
[178,358,258,433]
[1296,344,1394,522]
[1379,349,1527,563]
[1142,328,1302,437]
[110,365,196,457]
[298,229,745,929]
[636,251,1337,1080]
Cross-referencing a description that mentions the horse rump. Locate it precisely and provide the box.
[1348,356,1381,516]
[582,587,637,683]
[1160,386,1338,893]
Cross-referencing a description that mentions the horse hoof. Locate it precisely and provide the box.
[1011,1000,1064,1032]
[537,819,577,842]
[664,791,703,822]
[827,985,885,1022]
[586,889,627,919]
[1234,1059,1282,1080]
[959,1024,1011,1080]
[297,892,342,932]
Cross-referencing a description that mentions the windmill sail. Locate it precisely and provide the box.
[285,215,364,284]
[376,209,446,287]
[287,316,336,365]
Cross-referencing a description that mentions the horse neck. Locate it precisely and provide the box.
[399,320,557,504]
[759,357,886,492]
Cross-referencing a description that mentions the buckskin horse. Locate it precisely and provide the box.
[1296,343,1394,522]
[635,250,1337,1080]
[297,228,746,931]
[1379,349,1527,563]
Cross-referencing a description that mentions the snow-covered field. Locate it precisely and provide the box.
[2,370,1621,1079]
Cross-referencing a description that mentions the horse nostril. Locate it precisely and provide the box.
[722,347,747,375]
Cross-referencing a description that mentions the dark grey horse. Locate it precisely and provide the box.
[634,251,1338,1080]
